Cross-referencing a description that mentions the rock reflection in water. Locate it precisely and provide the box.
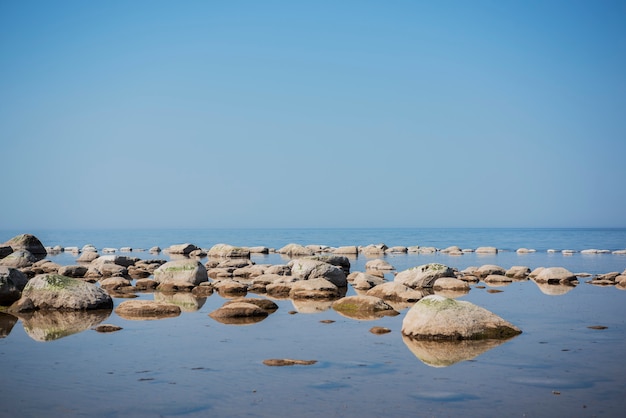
[290,298,335,314]
[210,315,267,326]
[532,281,577,296]
[0,312,18,338]
[402,334,515,368]
[18,309,112,342]
[153,291,207,312]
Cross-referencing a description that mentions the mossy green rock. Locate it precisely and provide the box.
[153,260,208,285]
[402,295,521,340]
[21,274,113,310]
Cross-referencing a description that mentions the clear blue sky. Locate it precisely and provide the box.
[1,0,625,229]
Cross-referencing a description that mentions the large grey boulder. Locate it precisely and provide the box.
[395,263,455,289]
[17,274,113,311]
[2,234,47,258]
[153,260,208,286]
[288,259,347,287]
[0,250,37,268]
[302,255,351,274]
[402,295,521,340]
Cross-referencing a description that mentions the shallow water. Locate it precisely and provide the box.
[1,229,625,417]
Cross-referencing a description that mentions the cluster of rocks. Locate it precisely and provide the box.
[2,234,625,346]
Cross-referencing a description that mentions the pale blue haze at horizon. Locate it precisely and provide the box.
[1,0,624,229]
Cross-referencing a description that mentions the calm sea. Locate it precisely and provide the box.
[1,227,624,251]
[1,227,625,417]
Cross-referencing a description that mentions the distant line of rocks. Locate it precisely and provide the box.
[28,241,626,257]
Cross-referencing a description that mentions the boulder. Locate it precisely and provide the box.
[153,260,208,286]
[288,259,347,287]
[167,243,199,254]
[401,295,522,340]
[385,246,408,254]
[289,278,341,299]
[0,250,36,268]
[277,243,314,257]
[213,279,248,296]
[440,246,462,254]
[92,255,138,268]
[248,246,269,254]
[475,246,498,254]
[208,244,250,258]
[506,266,531,279]
[433,277,471,291]
[394,264,455,289]
[365,259,395,271]
[115,300,181,320]
[57,265,88,278]
[223,297,278,313]
[3,234,46,258]
[476,265,506,278]
[77,251,100,263]
[99,277,133,291]
[18,274,113,310]
[0,246,13,259]
[534,267,577,284]
[348,272,385,290]
[0,275,21,305]
[303,255,351,274]
[366,282,428,303]
[0,266,29,290]
[85,263,128,279]
[483,274,513,285]
[264,264,291,276]
[332,295,399,319]
[333,246,358,255]
[209,302,269,323]
[360,244,388,255]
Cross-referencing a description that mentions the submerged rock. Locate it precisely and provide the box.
[209,302,269,325]
[401,295,521,340]
[263,359,317,366]
[332,295,399,320]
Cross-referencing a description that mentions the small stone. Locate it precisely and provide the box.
[370,326,391,335]
[263,359,317,367]
[94,324,123,333]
